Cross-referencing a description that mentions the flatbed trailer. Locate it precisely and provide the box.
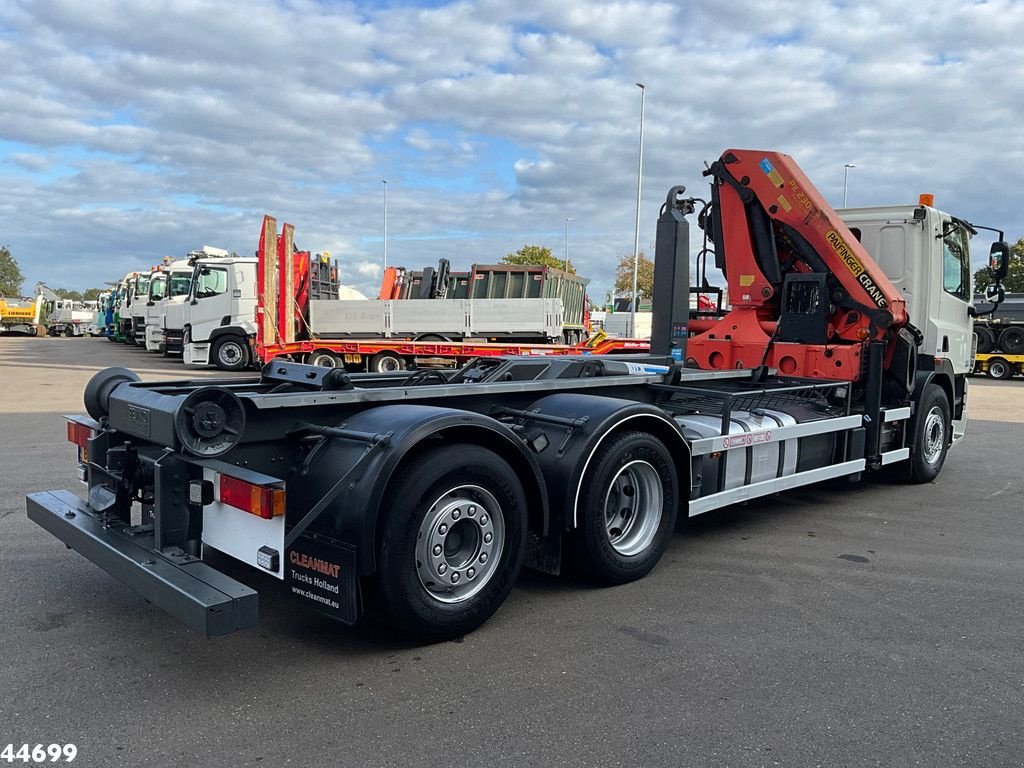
[974,352,1024,380]
[253,216,649,372]
[25,148,1010,642]
[262,334,651,371]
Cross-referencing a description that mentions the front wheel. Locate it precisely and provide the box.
[376,444,527,640]
[576,430,678,584]
[211,336,249,371]
[908,383,951,483]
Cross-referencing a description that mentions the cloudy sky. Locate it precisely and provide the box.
[2,0,1023,300]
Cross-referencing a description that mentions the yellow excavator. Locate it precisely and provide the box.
[0,292,44,336]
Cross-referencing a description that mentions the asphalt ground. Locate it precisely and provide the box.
[1,336,1022,768]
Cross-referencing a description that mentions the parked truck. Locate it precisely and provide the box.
[144,259,193,353]
[26,149,1009,642]
[972,292,1023,379]
[95,292,114,338]
[110,272,140,343]
[973,292,1023,353]
[179,230,646,372]
[44,289,101,337]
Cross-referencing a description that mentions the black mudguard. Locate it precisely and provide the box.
[287,404,548,578]
[512,393,691,532]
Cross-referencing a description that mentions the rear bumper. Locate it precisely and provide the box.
[27,490,258,637]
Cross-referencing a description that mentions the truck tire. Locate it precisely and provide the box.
[987,357,1013,380]
[212,336,249,371]
[975,327,995,354]
[575,430,678,584]
[998,326,1024,355]
[376,444,527,640]
[908,383,951,484]
[370,351,406,373]
[307,350,340,367]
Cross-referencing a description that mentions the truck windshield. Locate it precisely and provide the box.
[136,276,150,297]
[942,223,971,301]
[168,272,192,298]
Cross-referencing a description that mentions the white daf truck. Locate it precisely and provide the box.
[27,144,1012,641]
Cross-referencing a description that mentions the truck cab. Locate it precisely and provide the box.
[182,255,258,370]
[145,259,192,353]
[839,200,976,439]
[142,270,168,351]
[114,272,139,342]
[129,271,153,346]
[839,200,974,373]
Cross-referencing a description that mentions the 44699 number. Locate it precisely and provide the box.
[1,745,76,763]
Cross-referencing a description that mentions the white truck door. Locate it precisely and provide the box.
[188,265,232,344]
[934,219,973,374]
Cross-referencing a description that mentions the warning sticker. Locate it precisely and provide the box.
[777,195,792,212]
[759,157,785,188]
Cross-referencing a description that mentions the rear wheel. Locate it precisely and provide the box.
[908,383,951,483]
[576,430,678,584]
[998,326,1024,355]
[370,351,407,373]
[376,444,527,640]
[307,350,340,367]
[987,357,1013,380]
[212,336,249,371]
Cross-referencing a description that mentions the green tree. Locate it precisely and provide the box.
[54,287,84,301]
[614,251,655,301]
[82,288,105,301]
[501,245,575,273]
[0,245,24,296]
[975,238,1024,294]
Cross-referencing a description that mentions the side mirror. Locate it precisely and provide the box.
[985,283,1005,305]
[989,241,1010,281]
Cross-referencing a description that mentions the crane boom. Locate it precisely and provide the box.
[685,149,911,381]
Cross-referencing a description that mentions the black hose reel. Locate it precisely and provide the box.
[173,387,246,457]
[84,367,141,421]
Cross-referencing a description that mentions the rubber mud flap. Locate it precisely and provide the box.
[285,534,359,624]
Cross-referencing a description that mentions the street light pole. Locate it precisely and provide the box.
[843,163,855,208]
[381,179,388,270]
[564,217,573,271]
[630,82,646,337]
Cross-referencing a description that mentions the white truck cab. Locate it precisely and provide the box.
[114,272,138,341]
[145,259,192,353]
[129,271,153,346]
[45,298,99,337]
[839,200,974,373]
[839,198,977,440]
[182,255,258,370]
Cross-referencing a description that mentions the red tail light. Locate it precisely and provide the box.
[66,419,95,449]
[219,475,285,519]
